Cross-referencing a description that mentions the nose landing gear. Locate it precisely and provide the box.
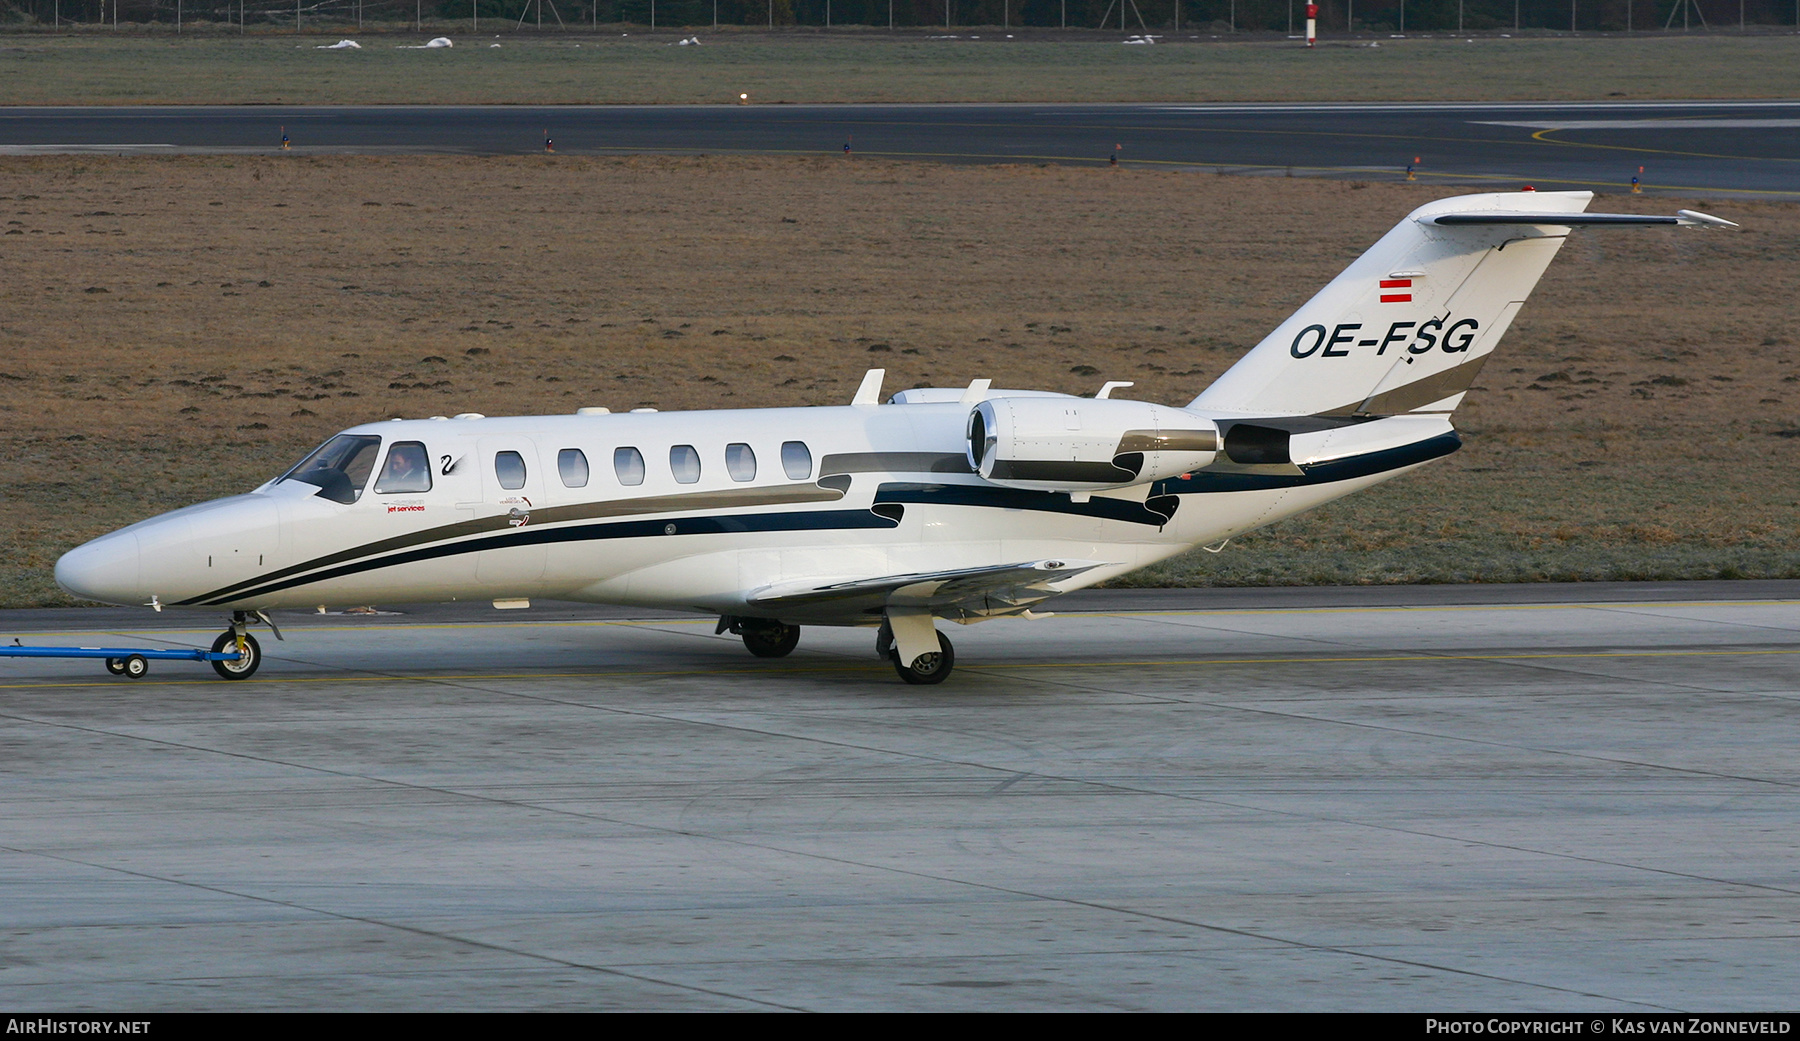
[209,630,262,680]
[209,610,279,680]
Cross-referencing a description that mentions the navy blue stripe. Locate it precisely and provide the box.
[873,482,1176,527]
[873,434,1460,517]
[1153,432,1462,495]
[198,508,898,607]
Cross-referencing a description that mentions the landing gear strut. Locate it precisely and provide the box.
[717,616,801,659]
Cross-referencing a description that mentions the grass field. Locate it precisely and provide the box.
[0,32,1796,104]
[0,154,1795,607]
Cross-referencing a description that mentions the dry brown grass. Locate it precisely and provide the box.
[2,154,1796,605]
[2,34,1798,105]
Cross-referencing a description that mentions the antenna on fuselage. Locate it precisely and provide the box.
[852,369,886,406]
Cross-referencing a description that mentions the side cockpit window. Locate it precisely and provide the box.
[280,434,382,505]
[374,441,433,494]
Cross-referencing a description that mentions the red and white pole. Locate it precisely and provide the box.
[1305,3,1318,46]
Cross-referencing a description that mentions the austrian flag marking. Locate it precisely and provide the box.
[1379,278,1413,304]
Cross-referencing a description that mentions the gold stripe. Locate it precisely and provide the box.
[1114,429,1219,453]
[529,483,845,525]
[186,481,847,604]
[1317,355,1491,417]
[819,451,973,475]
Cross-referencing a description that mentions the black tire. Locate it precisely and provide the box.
[104,657,127,676]
[742,621,800,659]
[890,630,954,685]
[210,631,262,680]
[122,654,149,679]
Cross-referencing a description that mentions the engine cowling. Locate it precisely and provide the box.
[966,397,1219,492]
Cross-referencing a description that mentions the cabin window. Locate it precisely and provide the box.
[781,441,813,481]
[558,448,590,488]
[280,433,381,505]
[494,451,527,491]
[670,445,701,485]
[374,441,433,494]
[614,447,645,486]
[725,443,757,482]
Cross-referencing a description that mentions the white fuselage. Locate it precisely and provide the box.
[53,392,1455,626]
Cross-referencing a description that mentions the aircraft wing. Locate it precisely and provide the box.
[746,558,1108,623]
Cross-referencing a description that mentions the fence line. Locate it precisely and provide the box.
[5,0,1796,31]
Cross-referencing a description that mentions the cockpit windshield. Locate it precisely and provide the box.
[279,434,381,504]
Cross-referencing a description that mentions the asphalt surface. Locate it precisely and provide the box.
[3,583,1798,1010]
[3,100,1796,197]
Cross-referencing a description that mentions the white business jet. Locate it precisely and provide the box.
[55,191,1732,683]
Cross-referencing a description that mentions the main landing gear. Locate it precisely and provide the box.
[716,616,801,659]
[717,613,957,684]
[875,618,956,685]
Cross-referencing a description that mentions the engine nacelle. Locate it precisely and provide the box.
[966,397,1219,491]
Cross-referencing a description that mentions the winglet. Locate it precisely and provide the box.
[852,368,885,406]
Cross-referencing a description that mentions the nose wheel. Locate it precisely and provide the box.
[210,628,263,680]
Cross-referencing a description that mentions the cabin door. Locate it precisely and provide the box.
[474,435,548,591]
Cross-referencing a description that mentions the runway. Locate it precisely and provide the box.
[2,100,1796,197]
[3,582,1798,1010]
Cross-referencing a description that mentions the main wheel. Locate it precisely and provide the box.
[104,657,127,675]
[210,631,262,680]
[741,621,800,659]
[122,654,149,679]
[890,630,954,685]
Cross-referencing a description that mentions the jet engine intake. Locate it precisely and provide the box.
[967,397,1218,492]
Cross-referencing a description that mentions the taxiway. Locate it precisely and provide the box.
[1,100,1794,196]
[2,582,1797,1010]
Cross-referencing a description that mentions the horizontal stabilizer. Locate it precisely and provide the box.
[749,558,1105,622]
[1429,210,1736,229]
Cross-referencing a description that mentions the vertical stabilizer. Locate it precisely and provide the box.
[1192,191,1592,418]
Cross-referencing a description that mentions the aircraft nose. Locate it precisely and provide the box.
[55,531,143,606]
